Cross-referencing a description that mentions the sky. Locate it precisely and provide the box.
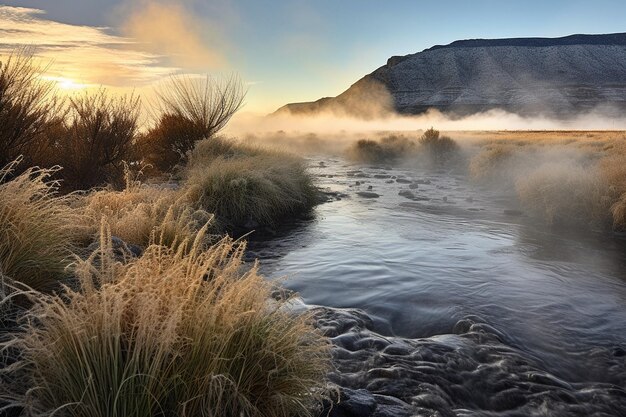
[1,0,626,113]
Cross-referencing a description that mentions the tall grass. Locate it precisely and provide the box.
[0,160,83,292]
[469,144,518,181]
[184,138,318,230]
[515,162,608,227]
[469,134,626,230]
[1,224,330,417]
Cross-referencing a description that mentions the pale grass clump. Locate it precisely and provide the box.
[1,224,330,417]
[515,162,609,227]
[81,170,213,248]
[0,160,84,292]
[184,138,317,229]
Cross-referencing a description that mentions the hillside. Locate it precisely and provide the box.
[276,33,626,118]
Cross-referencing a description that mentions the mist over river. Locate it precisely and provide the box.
[246,155,626,415]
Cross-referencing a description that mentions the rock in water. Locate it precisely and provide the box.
[357,191,380,198]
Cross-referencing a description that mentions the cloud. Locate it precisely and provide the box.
[121,2,226,71]
[0,5,174,86]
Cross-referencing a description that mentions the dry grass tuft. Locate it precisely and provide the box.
[80,170,213,249]
[184,137,317,230]
[0,159,84,292]
[469,144,518,181]
[1,223,330,417]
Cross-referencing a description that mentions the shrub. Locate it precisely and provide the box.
[184,138,317,230]
[347,135,416,164]
[42,89,140,191]
[135,113,204,173]
[0,52,59,169]
[1,224,330,417]
[142,75,246,172]
[418,128,458,164]
[0,160,83,292]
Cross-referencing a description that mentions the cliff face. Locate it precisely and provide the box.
[276,33,626,118]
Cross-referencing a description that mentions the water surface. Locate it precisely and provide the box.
[247,157,626,385]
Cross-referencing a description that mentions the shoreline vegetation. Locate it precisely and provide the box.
[0,52,328,416]
[344,129,626,231]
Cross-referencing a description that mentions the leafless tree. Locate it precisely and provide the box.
[53,89,141,190]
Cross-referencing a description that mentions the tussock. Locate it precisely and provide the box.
[1,223,330,417]
[184,137,317,229]
[0,159,83,292]
[81,171,213,249]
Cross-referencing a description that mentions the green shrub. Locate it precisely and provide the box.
[1,224,330,417]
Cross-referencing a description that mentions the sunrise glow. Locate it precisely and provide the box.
[41,76,88,90]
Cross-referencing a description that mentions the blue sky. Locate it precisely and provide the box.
[3,0,626,112]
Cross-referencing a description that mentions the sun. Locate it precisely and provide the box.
[41,76,88,90]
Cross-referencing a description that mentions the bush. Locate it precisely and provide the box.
[347,135,416,164]
[0,52,59,169]
[1,224,330,417]
[0,160,83,293]
[41,89,140,191]
[136,113,205,173]
[141,75,246,172]
[418,128,458,164]
[184,138,318,230]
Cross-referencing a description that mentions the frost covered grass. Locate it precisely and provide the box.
[184,137,318,230]
[1,224,330,417]
[0,160,84,293]
[80,170,213,249]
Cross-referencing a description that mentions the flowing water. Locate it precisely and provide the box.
[246,156,626,412]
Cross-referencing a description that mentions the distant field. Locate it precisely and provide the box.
[450,130,626,143]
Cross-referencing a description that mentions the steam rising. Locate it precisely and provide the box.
[122,2,226,70]
[228,107,626,139]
